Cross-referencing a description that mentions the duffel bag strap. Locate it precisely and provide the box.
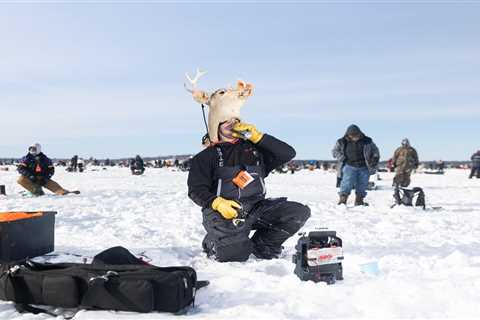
[195,280,209,290]
[4,265,78,319]
[188,280,210,310]
[14,303,58,317]
[81,270,120,307]
[82,270,154,312]
[15,303,79,319]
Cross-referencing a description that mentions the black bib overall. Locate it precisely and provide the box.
[201,147,311,262]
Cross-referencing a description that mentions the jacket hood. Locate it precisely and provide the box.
[344,125,365,139]
[28,143,42,156]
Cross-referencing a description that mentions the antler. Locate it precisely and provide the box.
[184,68,207,93]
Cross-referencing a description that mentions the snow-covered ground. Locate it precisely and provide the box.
[1,167,479,319]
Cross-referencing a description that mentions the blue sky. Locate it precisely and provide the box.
[0,2,479,160]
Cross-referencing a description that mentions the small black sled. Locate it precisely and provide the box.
[424,170,444,175]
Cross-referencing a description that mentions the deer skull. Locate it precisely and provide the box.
[185,69,254,144]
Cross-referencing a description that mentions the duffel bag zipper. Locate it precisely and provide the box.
[14,264,193,275]
[10,265,196,297]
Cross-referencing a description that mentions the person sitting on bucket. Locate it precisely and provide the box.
[17,143,71,196]
[332,124,380,206]
[187,119,311,262]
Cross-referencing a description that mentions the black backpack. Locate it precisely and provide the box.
[393,187,426,209]
[0,247,208,315]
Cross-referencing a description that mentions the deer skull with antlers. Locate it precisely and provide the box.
[185,69,254,145]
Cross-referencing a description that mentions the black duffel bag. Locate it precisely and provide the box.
[0,247,208,315]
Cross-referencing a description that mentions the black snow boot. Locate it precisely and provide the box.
[338,194,348,205]
[354,194,369,206]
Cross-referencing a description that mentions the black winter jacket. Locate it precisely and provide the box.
[17,153,55,179]
[332,136,380,176]
[187,134,295,209]
[131,156,145,169]
[472,152,480,168]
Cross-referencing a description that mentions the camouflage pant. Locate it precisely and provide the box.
[393,169,412,187]
[17,175,68,195]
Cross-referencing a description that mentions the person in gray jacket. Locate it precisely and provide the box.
[332,125,380,206]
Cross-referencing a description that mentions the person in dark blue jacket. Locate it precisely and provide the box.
[17,143,69,196]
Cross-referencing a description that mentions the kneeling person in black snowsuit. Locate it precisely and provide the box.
[188,119,311,262]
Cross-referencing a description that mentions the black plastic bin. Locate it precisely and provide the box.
[0,211,56,262]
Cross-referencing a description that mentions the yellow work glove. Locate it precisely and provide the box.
[211,197,241,220]
[233,122,264,144]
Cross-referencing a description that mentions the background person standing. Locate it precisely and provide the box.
[392,138,419,187]
[333,125,380,206]
[469,150,480,179]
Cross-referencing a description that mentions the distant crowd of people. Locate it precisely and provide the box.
[55,155,190,173]
[1,138,478,198]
